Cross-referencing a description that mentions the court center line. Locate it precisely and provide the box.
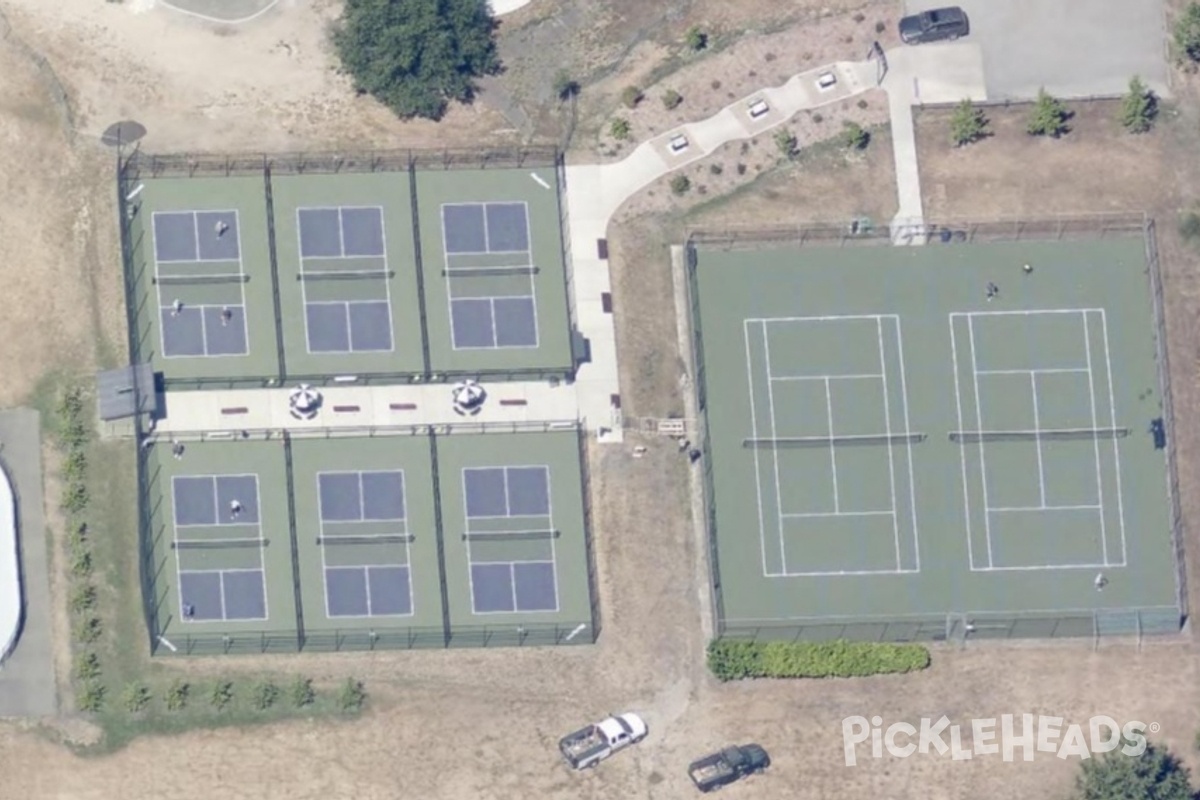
[823,377,840,514]
[780,510,892,518]
[761,321,790,574]
[770,373,883,382]
[966,316,996,569]
[948,315,976,570]
[892,316,921,572]
[875,316,903,572]
[1030,372,1048,507]
[742,321,774,578]
[1081,311,1110,566]
[989,504,1101,513]
[1099,309,1129,566]
[976,367,1091,376]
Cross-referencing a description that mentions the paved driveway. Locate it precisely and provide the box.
[904,0,1170,99]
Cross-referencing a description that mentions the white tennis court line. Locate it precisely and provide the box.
[990,504,1101,513]
[1081,310,1110,566]
[770,373,883,382]
[1098,309,1129,565]
[823,377,840,514]
[948,315,977,571]
[892,315,921,572]
[875,316,903,572]
[761,322,790,577]
[1030,373,1048,507]
[742,320,773,578]
[780,510,892,519]
[965,315,996,569]
[976,367,1091,376]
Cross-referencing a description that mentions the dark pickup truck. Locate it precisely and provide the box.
[687,744,770,792]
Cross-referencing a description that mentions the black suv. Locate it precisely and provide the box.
[899,6,969,44]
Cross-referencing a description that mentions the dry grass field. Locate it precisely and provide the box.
[1,0,1200,798]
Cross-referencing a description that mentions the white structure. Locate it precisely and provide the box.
[0,460,21,664]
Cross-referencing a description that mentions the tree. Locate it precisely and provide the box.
[662,89,683,110]
[1027,88,1069,137]
[1073,742,1194,800]
[552,70,579,102]
[333,0,501,121]
[621,86,643,109]
[1175,2,1200,63]
[773,129,798,159]
[841,121,869,150]
[669,175,691,195]
[609,118,631,140]
[1119,76,1157,133]
[685,26,708,51]
[949,98,988,146]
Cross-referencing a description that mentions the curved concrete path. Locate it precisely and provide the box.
[0,458,21,664]
[564,43,987,436]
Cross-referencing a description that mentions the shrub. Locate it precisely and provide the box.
[736,163,747,175]
[210,680,234,711]
[1027,87,1069,137]
[78,681,106,713]
[669,175,691,195]
[685,25,708,51]
[841,120,870,150]
[338,678,367,713]
[289,676,316,708]
[63,482,89,515]
[75,616,102,644]
[856,98,868,109]
[661,89,683,110]
[1073,742,1194,800]
[333,0,500,121]
[69,547,93,579]
[251,680,280,711]
[68,583,96,615]
[609,118,631,141]
[1119,76,1157,133]
[63,449,87,483]
[706,640,931,681]
[165,679,190,711]
[552,69,579,102]
[811,112,824,124]
[74,651,101,683]
[875,20,886,34]
[773,128,798,158]
[950,98,989,146]
[708,163,723,175]
[1175,3,1200,63]
[122,682,152,713]
[852,12,865,22]
[620,85,643,109]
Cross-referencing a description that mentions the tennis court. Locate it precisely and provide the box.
[414,167,574,375]
[271,173,425,378]
[125,176,280,384]
[688,229,1183,640]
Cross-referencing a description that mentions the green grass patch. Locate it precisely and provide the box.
[707,639,931,681]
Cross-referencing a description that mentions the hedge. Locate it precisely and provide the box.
[707,639,930,681]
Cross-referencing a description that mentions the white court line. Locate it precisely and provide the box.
[875,317,902,571]
[973,562,1116,572]
[823,377,840,514]
[749,313,893,323]
[1030,373,1048,507]
[990,504,1101,513]
[1099,310,1129,565]
[962,308,1098,318]
[743,321,773,578]
[1081,311,1109,566]
[375,207,396,352]
[966,315,995,569]
[774,567,921,577]
[780,510,892,519]
[892,316,921,572]
[976,367,1091,376]
[770,373,883,382]
[762,323,790,574]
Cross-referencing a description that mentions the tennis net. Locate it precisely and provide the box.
[950,427,1130,443]
[154,273,248,286]
[742,433,926,449]
[462,529,559,542]
[172,537,268,550]
[316,533,414,545]
[442,266,539,277]
[297,269,395,282]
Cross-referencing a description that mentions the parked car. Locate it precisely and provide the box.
[559,712,647,770]
[688,744,771,792]
[899,6,969,44]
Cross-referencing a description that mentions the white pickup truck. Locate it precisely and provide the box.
[559,712,647,770]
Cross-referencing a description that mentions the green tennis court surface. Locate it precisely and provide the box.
[688,229,1183,641]
[141,429,597,654]
[119,153,575,388]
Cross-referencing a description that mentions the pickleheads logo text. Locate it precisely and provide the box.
[842,715,1154,765]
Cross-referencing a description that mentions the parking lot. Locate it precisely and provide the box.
[905,0,1170,99]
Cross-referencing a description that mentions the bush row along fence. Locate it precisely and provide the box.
[115,147,578,390]
[682,217,1185,643]
[135,426,600,656]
